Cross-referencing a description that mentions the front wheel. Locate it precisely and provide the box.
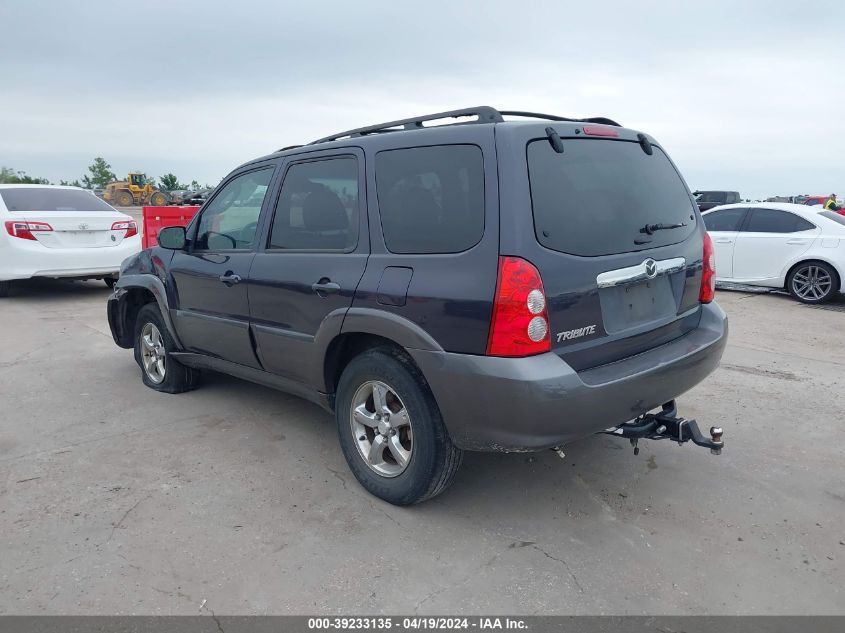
[787,261,838,304]
[335,348,463,505]
[133,303,200,393]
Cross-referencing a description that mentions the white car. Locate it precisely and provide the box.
[0,185,141,297]
[702,202,845,303]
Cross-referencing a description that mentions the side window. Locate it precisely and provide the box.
[703,208,747,232]
[268,157,358,251]
[744,208,816,233]
[376,145,484,254]
[194,168,273,250]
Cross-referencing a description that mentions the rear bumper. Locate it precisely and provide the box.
[0,237,140,281]
[409,301,728,452]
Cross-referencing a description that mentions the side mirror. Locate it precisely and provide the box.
[158,226,186,250]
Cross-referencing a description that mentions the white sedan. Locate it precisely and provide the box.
[0,185,141,297]
[702,202,845,304]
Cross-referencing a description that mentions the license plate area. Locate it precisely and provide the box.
[61,230,104,246]
[599,277,677,333]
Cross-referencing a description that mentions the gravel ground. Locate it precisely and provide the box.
[0,283,843,615]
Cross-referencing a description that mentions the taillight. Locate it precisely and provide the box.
[582,125,619,137]
[486,256,551,357]
[5,221,53,241]
[112,220,138,238]
[700,232,716,303]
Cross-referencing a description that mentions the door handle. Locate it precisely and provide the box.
[786,239,808,245]
[312,278,341,297]
[713,238,733,243]
[218,272,242,285]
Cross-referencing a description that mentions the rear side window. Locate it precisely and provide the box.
[703,208,747,232]
[269,157,358,251]
[0,187,116,212]
[375,145,484,254]
[528,139,696,256]
[743,208,816,233]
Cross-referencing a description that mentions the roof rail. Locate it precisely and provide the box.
[309,106,504,145]
[307,106,621,145]
[499,110,622,127]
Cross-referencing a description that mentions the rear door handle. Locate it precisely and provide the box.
[312,278,341,296]
[713,238,733,243]
[786,239,808,245]
[219,272,242,285]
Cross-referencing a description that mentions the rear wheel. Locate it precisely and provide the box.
[149,191,169,206]
[787,261,838,304]
[335,348,463,505]
[0,281,10,298]
[115,190,133,207]
[133,303,200,393]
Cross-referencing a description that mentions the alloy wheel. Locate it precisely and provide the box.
[350,380,413,477]
[792,265,832,301]
[140,322,167,384]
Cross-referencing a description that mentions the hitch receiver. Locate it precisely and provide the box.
[604,401,724,455]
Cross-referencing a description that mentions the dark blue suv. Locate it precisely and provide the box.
[108,107,728,505]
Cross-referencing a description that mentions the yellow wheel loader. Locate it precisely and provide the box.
[103,172,171,207]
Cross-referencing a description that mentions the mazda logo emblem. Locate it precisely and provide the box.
[644,259,657,278]
[78,223,89,230]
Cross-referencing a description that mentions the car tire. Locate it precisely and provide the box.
[787,261,839,304]
[335,347,463,506]
[133,303,200,393]
[0,280,10,298]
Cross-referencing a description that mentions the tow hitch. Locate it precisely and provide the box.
[604,401,724,455]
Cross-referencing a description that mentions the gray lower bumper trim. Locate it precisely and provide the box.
[410,302,728,452]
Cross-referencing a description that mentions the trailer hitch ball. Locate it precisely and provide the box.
[709,426,723,455]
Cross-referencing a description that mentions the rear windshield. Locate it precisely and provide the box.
[0,188,116,212]
[528,139,697,257]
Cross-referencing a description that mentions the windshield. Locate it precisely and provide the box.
[528,139,697,257]
[0,188,117,212]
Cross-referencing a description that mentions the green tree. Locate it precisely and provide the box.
[82,157,116,189]
[59,179,84,187]
[159,173,185,191]
[0,166,50,184]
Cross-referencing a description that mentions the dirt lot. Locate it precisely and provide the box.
[1,284,843,615]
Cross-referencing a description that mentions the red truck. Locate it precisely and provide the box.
[801,195,844,215]
[141,206,200,249]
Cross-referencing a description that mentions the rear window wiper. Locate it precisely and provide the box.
[640,222,687,235]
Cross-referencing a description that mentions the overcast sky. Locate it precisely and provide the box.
[1,0,843,199]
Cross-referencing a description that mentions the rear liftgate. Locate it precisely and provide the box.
[602,400,724,456]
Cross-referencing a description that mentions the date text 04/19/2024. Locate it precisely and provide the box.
[307,617,528,630]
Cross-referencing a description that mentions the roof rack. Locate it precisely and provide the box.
[499,110,621,127]
[306,106,621,146]
[309,106,504,145]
